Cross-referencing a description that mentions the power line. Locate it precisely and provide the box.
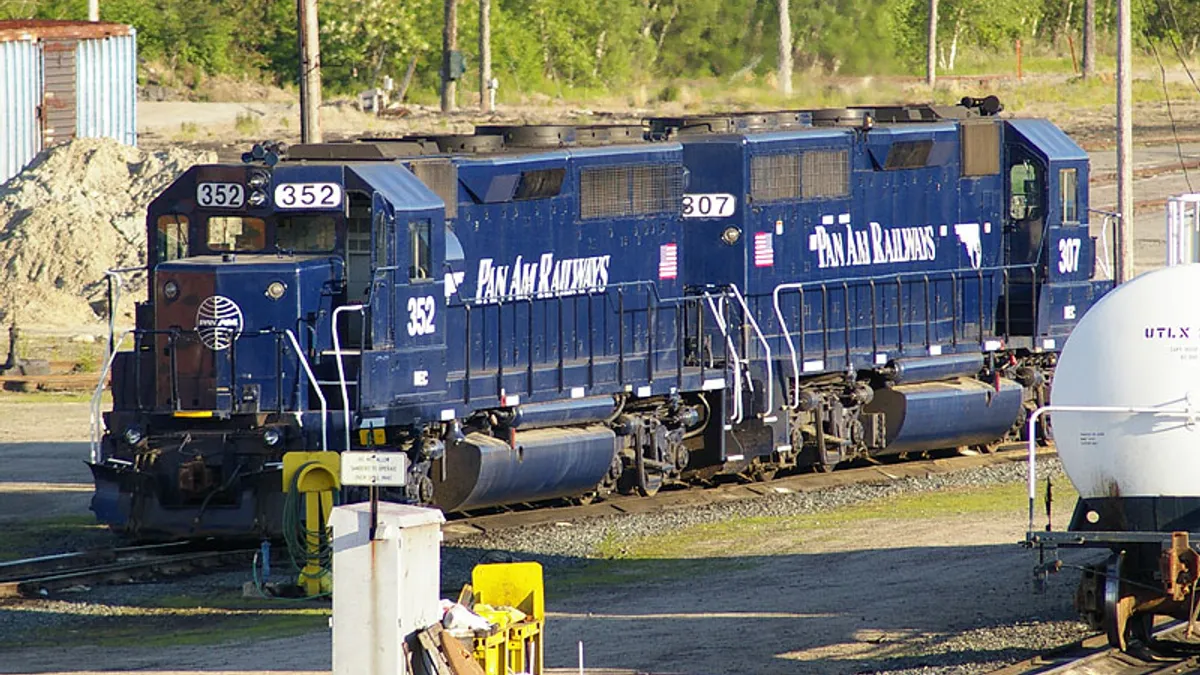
[1150,40,1194,193]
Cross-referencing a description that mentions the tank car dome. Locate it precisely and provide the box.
[1052,264,1200,500]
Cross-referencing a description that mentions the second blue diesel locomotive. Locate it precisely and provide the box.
[90,98,1113,538]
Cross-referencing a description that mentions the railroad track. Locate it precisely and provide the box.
[990,623,1200,674]
[443,445,1046,542]
[0,541,254,600]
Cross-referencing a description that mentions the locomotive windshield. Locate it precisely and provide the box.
[201,214,337,253]
[276,214,337,251]
[207,216,266,251]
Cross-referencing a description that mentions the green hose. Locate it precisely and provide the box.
[250,461,340,600]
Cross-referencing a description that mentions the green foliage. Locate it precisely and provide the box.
[7,0,1198,95]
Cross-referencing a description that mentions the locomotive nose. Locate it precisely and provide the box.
[153,255,341,413]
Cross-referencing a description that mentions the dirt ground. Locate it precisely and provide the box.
[0,399,1095,675]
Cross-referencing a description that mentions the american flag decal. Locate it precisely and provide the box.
[754,232,774,267]
[659,243,678,279]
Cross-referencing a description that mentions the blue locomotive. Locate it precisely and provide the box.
[89,97,1113,539]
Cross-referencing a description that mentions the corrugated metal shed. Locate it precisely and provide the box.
[76,30,137,145]
[0,37,41,185]
[0,20,137,184]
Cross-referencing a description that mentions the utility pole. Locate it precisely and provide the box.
[479,0,492,112]
[1082,0,1095,79]
[441,0,458,113]
[778,0,792,96]
[1116,0,1133,282]
[298,0,323,143]
[926,0,938,86]
[88,0,98,21]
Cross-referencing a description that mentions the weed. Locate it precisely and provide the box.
[177,121,200,140]
[234,111,262,137]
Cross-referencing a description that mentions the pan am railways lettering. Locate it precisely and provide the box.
[809,220,937,270]
[475,253,611,303]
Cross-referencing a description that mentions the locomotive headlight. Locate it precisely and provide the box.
[248,189,268,207]
[162,280,180,301]
[247,170,269,189]
[123,425,144,446]
[265,281,287,300]
[262,428,282,446]
[721,226,742,246]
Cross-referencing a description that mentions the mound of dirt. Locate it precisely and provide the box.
[0,138,214,330]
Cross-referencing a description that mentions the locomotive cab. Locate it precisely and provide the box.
[92,159,448,538]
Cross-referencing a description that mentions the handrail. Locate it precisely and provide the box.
[728,284,773,415]
[772,265,1034,408]
[284,329,327,451]
[90,330,134,464]
[332,304,365,451]
[703,292,744,425]
[102,266,145,362]
[1024,404,1200,534]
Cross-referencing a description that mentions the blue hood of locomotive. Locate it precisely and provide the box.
[155,254,341,335]
[153,255,343,415]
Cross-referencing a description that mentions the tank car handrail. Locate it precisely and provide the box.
[1025,404,1200,534]
[729,284,773,416]
[91,329,135,464]
[284,329,327,451]
[332,304,365,452]
[703,292,744,424]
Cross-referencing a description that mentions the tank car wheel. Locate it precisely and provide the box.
[1103,551,1147,650]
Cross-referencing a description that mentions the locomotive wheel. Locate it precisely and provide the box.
[740,459,777,482]
[617,450,663,497]
[634,447,663,497]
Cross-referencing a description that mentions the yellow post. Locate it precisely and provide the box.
[283,452,341,595]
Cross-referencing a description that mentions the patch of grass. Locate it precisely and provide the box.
[10,608,329,649]
[234,111,262,137]
[0,516,112,562]
[176,121,200,140]
[547,556,744,595]
[0,389,99,404]
[604,480,1079,561]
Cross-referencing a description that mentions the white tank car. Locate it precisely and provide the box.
[1052,264,1200,506]
[1043,264,1200,651]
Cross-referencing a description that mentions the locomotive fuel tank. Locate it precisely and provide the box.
[865,376,1024,455]
[431,425,619,512]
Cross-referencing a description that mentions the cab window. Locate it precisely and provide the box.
[1009,161,1040,221]
[207,217,266,251]
[157,215,189,261]
[1060,168,1078,223]
[277,214,336,251]
[409,219,432,282]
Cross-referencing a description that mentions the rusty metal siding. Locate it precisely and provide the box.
[76,30,136,145]
[41,38,77,147]
[0,38,41,184]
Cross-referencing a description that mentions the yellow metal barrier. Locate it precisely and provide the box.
[471,562,544,675]
[282,451,340,595]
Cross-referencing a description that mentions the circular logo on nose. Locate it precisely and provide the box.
[195,295,244,350]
